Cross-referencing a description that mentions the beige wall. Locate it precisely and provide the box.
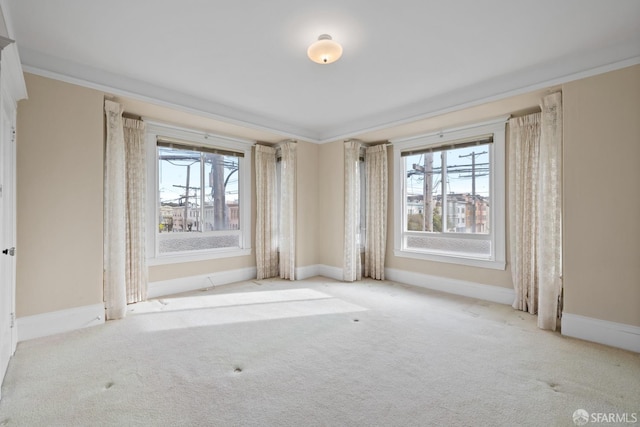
[16,65,640,329]
[17,74,105,317]
[296,141,319,267]
[318,140,344,268]
[563,65,640,327]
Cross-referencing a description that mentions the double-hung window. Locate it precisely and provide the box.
[146,122,252,264]
[391,116,508,269]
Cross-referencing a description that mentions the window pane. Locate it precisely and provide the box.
[405,152,442,232]
[445,145,490,234]
[204,153,240,231]
[158,145,241,255]
[158,146,201,233]
[405,234,491,257]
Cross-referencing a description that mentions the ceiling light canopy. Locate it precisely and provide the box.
[307,34,343,64]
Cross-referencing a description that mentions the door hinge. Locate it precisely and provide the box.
[10,312,15,328]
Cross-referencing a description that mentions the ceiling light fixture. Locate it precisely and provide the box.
[307,34,343,64]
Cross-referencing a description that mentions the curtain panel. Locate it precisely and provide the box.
[509,91,563,331]
[364,144,387,280]
[255,145,279,279]
[537,92,563,330]
[104,100,127,320]
[123,118,147,304]
[279,142,297,280]
[343,140,362,282]
[509,113,541,314]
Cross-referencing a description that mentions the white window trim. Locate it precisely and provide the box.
[145,121,253,266]
[390,115,509,270]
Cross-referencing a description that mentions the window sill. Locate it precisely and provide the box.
[147,248,252,266]
[393,248,506,270]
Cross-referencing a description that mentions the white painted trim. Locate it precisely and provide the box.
[385,268,515,305]
[391,117,508,270]
[18,43,640,144]
[145,121,253,264]
[562,313,640,353]
[295,264,343,281]
[2,43,27,103]
[20,48,317,143]
[318,56,640,143]
[295,264,320,280]
[317,264,344,281]
[17,303,105,342]
[147,267,257,299]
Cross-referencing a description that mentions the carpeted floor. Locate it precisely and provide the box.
[0,277,638,426]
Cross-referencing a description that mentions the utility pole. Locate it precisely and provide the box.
[211,154,226,230]
[423,153,434,231]
[183,164,190,231]
[458,151,486,233]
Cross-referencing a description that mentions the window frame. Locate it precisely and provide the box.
[146,121,253,265]
[391,116,509,270]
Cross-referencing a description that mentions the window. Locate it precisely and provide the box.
[391,116,508,269]
[146,123,252,264]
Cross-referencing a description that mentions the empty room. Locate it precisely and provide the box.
[0,1,639,426]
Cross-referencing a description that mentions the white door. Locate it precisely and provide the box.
[0,105,16,399]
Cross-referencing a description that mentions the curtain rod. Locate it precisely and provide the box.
[122,112,142,120]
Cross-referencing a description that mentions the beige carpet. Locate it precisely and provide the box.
[0,277,638,426]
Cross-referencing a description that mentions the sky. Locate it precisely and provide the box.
[405,145,490,198]
[158,147,239,207]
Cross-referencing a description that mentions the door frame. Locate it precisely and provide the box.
[0,38,28,400]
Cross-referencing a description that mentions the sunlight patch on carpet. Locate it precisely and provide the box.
[132,289,367,331]
[131,288,335,314]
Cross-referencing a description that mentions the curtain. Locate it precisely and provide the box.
[538,92,563,330]
[364,144,387,280]
[123,118,147,304]
[255,144,279,279]
[509,91,563,331]
[104,100,127,320]
[509,113,541,314]
[279,142,296,280]
[343,140,362,281]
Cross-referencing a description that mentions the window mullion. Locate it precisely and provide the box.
[442,151,448,232]
[200,152,205,232]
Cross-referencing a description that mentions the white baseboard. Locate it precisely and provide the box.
[317,264,344,281]
[295,264,320,280]
[562,313,640,353]
[17,303,105,342]
[385,267,515,305]
[148,267,257,299]
[295,264,343,281]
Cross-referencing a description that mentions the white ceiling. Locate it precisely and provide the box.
[8,0,640,143]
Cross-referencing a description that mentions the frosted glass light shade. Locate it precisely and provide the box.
[307,34,343,64]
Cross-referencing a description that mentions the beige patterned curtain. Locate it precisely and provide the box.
[509,113,541,314]
[104,101,148,320]
[364,144,387,280]
[538,92,563,330]
[123,118,147,304]
[104,100,127,320]
[343,140,362,282]
[509,91,563,331]
[279,142,296,280]
[255,144,279,279]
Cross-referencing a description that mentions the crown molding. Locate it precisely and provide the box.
[19,44,640,145]
[20,48,321,143]
[316,53,640,143]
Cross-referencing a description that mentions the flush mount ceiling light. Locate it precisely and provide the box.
[307,34,343,64]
